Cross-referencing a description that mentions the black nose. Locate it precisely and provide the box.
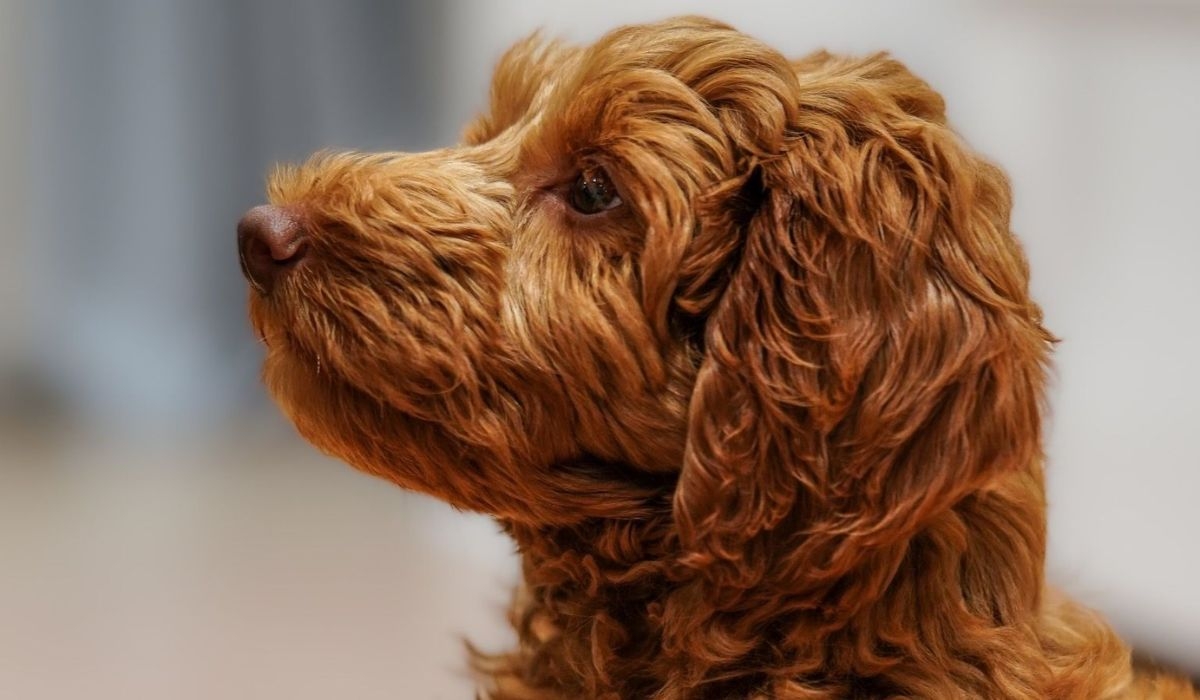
[237,204,308,293]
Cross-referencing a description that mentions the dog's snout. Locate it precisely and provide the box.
[237,204,308,293]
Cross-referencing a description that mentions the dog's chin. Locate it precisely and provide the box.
[258,346,472,503]
[249,297,394,466]
[251,289,388,422]
[256,338,669,523]
[260,339,374,453]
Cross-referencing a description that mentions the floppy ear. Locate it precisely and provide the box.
[674,53,1053,611]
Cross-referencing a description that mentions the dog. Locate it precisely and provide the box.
[237,16,1197,699]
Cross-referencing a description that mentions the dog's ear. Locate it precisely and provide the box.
[673,53,1053,613]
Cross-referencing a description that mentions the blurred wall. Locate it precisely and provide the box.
[20,0,449,434]
[0,0,29,402]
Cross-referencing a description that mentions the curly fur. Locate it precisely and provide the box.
[245,16,1197,699]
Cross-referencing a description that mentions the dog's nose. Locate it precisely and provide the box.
[237,204,308,292]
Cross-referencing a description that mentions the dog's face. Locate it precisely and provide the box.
[242,16,1050,579]
[244,19,754,522]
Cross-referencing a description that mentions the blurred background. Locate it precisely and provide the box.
[1,1,1197,697]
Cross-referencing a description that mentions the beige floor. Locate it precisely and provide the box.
[2,419,1197,699]
[0,422,518,699]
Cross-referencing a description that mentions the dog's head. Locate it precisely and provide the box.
[241,16,1050,587]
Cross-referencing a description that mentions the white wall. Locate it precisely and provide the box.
[439,0,1200,671]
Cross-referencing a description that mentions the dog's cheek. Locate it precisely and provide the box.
[496,211,698,472]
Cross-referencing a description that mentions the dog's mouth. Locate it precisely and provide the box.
[248,287,341,391]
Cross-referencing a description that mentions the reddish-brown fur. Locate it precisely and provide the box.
[245,17,1197,699]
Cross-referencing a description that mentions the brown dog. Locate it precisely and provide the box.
[237,16,1197,699]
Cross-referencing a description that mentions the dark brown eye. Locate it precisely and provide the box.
[568,167,622,215]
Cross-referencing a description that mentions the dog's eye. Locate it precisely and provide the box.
[568,167,622,215]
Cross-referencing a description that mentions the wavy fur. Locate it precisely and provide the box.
[246,16,1196,699]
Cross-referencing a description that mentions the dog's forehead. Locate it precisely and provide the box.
[464,18,784,190]
[474,19,748,142]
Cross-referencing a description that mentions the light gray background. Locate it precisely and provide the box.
[2,1,1196,697]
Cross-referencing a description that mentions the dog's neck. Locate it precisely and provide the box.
[493,506,686,698]
[483,472,1056,699]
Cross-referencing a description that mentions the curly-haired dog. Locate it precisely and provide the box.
[238,16,1197,699]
